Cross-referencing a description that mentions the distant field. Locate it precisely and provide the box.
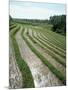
[9,20,66,88]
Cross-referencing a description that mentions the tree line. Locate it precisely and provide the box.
[9,14,66,35]
[49,15,66,35]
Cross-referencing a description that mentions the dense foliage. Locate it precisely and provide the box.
[50,15,66,35]
[9,15,12,21]
[9,15,13,25]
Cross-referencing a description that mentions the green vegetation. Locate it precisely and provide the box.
[14,18,49,26]
[38,32,65,53]
[14,14,66,36]
[33,27,66,50]
[21,29,66,85]
[27,31,66,67]
[50,15,66,35]
[10,25,34,88]
[9,15,13,25]
[36,32,65,57]
[34,32,65,58]
[9,24,17,31]
[9,15,66,87]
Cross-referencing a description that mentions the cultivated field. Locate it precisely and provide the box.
[9,21,66,88]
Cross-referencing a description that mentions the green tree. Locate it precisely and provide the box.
[50,15,66,35]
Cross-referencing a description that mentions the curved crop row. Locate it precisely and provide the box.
[37,26,65,47]
[10,25,34,88]
[36,32,66,58]
[27,29,65,76]
[32,27,66,50]
[9,24,17,31]
[31,30,66,67]
[21,28,66,85]
[41,31,66,50]
[38,32,65,54]
[34,31,65,59]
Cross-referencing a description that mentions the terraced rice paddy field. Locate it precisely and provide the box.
[9,22,66,88]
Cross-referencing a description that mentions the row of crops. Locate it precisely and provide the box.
[9,22,66,88]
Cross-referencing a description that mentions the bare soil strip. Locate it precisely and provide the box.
[9,36,22,89]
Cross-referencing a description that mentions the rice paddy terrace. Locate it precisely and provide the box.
[9,21,66,88]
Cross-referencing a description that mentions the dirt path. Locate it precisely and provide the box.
[9,36,22,89]
[15,26,63,87]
